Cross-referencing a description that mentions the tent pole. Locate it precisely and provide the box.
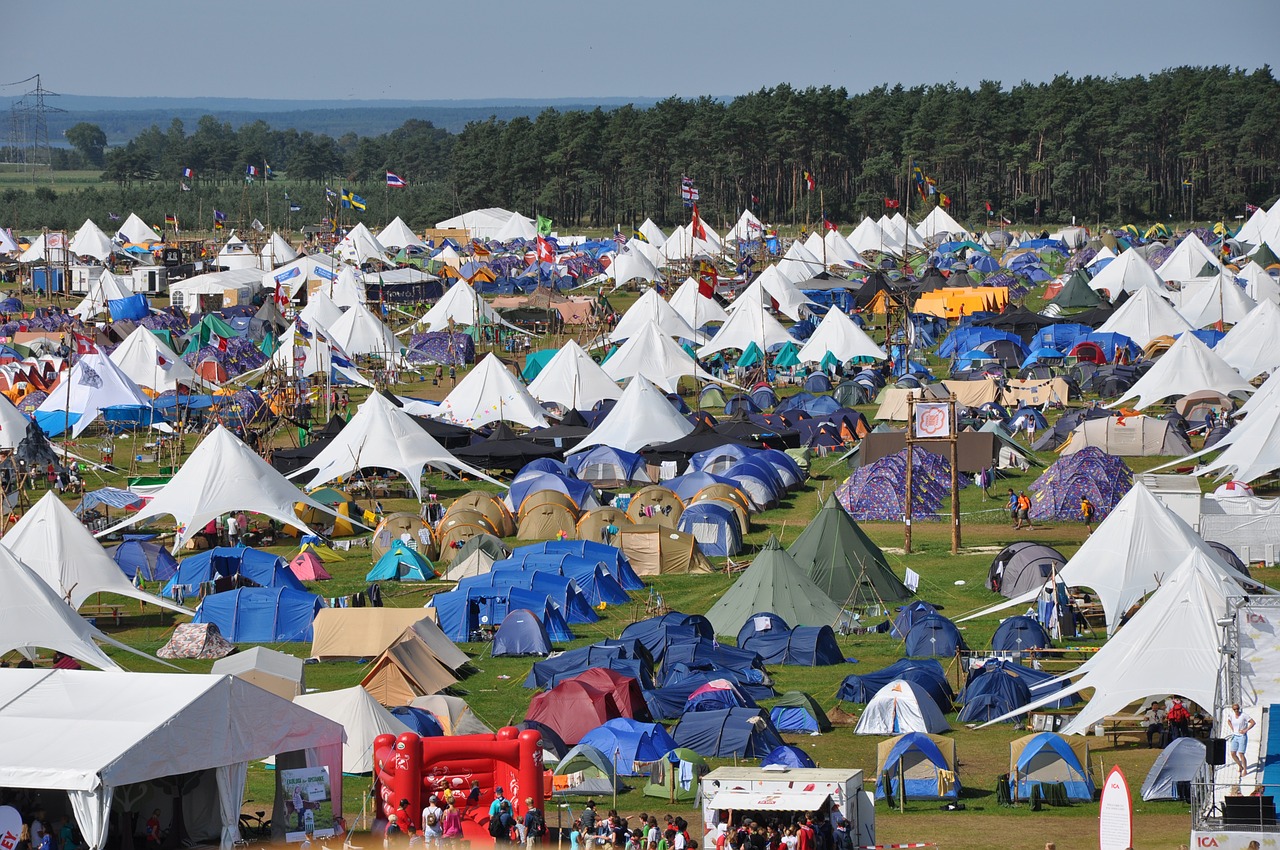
[904,395,914,554]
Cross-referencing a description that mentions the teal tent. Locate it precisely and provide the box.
[819,351,840,372]
[774,342,801,368]
[738,342,764,368]
[522,349,557,382]
[366,541,435,582]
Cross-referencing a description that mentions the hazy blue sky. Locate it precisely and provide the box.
[10,0,1279,102]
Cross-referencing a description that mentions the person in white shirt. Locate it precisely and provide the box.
[1227,703,1256,778]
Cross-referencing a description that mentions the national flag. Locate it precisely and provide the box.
[108,212,120,221]
[1182,178,1193,187]
[925,176,937,196]
[985,201,994,216]
[74,333,97,355]
[691,203,706,240]
[911,162,927,200]
[251,218,265,233]
[386,171,407,188]
[214,209,226,223]
[165,214,178,228]
[1213,221,1228,237]
[697,260,718,298]
[735,255,756,276]
[340,189,352,209]
[264,162,272,178]
[939,193,951,208]
[350,193,367,211]
[156,353,167,367]
[180,182,191,192]
[681,175,699,207]
[802,171,816,191]
[274,282,288,307]
[631,228,648,243]
[1246,203,1260,214]
[325,187,338,202]
[246,165,257,178]
[750,194,761,205]
[289,202,302,213]
[536,236,554,264]
[182,167,193,179]
[214,334,229,352]
[822,215,837,232]
[884,198,900,209]
[536,215,553,237]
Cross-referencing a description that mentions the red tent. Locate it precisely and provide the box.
[524,680,622,745]
[563,668,651,722]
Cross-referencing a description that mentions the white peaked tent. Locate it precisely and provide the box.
[602,321,718,392]
[0,544,134,670]
[1237,206,1272,248]
[258,232,298,268]
[0,395,32,450]
[328,265,367,309]
[1176,272,1256,328]
[110,326,207,393]
[35,352,156,437]
[327,300,400,358]
[854,679,950,735]
[796,307,886,364]
[889,213,926,251]
[823,230,868,267]
[637,218,667,248]
[328,386,488,482]
[1095,286,1194,346]
[983,550,1249,735]
[96,425,340,549]
[803,231,828,263]
[293,392,499,498]
[622,236,664,269]
[335,222,390,266]
[728,265,815,322]
[918,206,968,239]
[698,288,797,358]
[961,483,1236,635]
[291,686,409,775]
[377,216,426,251]
[1190,393,1280,483]
[0,228,19,254]
[1157,233,1222,282]
[434,353,548,429]
[780,241,825,282]
[299,288,344,331]
[69,219,115,262]
[660,225,720,262]
[435,208,516,241]
[847,217,899,256]
[1212,299,1280,380]
[1239,261,1280,304]
[494,212,536,242]
[669,276,729,326]
[608,288,705,344]
[71,269,134,321]
[527,339,623,409]
[19,232,68,265]
[116,212,159,244]
[1087,246,1117,267]
[1086,248,1167,301]
[1109,332,1252,410]
[4,492,190,615]
[1235,368,1280,419]
[609,247,664,286]
[566,375,693,455]
[412,280,514,333]
[266,254,340,300]
[261,321,368,386]
[725,209,764,241]
[217,231,257,271]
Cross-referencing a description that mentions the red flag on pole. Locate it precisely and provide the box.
[691,204,707,240]
[215,334,229,352]
[73,333,98,355]
[697,260,718,298]
[536,236,554,264]
[884,198,900,209]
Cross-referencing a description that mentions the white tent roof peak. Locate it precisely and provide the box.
[434,353,549,430]
[918,206,968,239]
[377,216,426,251]
[116,212,160,244]
[494,212,536,242]
[1211,299,1280,380]
[727,265,816,322]
[1109,330,1252,410]
[527,339,623,410]
[1095,285,1194,346]
[327,300,400,358]
[847,217,901,257]
[609,247,663,286]
[698,287,797,358]
[411,280,520,334]
[1238,261,1280,304]
[1176,271,1256,328]
[668,277,729,326]
[725,210,764,242]
[329,264,367,309]
[1087,247,1167,302]
[110,326,209,394]
[259,231,298,267]
[70,268,134,321]
[35,351,156,437]
[69,219,115,262]
[291,686,408,775]
[796,307,886,364]
[608,288,705,344]
[335,222,390,267]
[637,218,667,248]
[566,374,693,455]
[1157,232,1222,282]
[602,321,719,393]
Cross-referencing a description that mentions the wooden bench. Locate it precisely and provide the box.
[81,604,125,626]
[1100,714,1148,747]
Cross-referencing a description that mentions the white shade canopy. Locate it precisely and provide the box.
[917,206,968,239]
[293,391,500,498]
[434,353,549,429]
[527,339,623,409]
[1108,331,1252,410]
[328,264,368,309]
[796,307,886,364]
[566,375,693,455]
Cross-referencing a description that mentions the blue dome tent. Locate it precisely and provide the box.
[676,501,743,556]
[579,718,679,776]
[904,614,967,658]
[192,586,324,642]
[991,616,1053,653]
[491,608,554,657]
[165,546,304,595]
[875,733,960,800]
[761,744,816,768]
[672,707,784,758]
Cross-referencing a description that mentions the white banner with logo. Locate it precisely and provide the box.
[913,402,951,439]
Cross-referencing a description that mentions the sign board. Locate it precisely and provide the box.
[0,806,22,850]
[1191,831,1280,848]
[912,402,951,439]
[1099,765,1132,850]
[281,766,337,842]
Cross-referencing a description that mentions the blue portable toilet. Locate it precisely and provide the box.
[491,608,553,657]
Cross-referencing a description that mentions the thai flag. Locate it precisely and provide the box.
[386,172,407,188]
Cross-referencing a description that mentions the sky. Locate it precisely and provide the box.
[10,0,1279,103]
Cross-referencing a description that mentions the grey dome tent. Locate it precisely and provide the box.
[553,743,628,796]
[987,542,1066,599]
[788,494,911,608]
[1141,736,1205,801]
[491,608,553,657]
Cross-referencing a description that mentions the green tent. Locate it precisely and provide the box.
[182,313,238,356]
[819,351,841,372]
[737,341,764,368]
[644,747,707,803]
[1048,270,1101,309]
[774,342,801,368]
[521,349,557,382]
[704,535,846,636]
[787,494,911,608]
[770,690,833,732]
[259,334,279,356]
[1251,243,1280,268]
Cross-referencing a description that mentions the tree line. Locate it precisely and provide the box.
[6,66,1279,235]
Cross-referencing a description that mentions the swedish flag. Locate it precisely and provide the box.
[632,228,648,243]
[349,192,367,212]
[340,188,353,209]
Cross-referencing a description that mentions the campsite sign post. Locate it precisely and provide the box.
[1098,765,1132,850]
[904,394,961,554]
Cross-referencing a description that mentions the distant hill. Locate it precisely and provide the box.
[25,94,666,144]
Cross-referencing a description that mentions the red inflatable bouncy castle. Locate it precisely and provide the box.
[373,728,545,834]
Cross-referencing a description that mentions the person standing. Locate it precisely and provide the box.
[1016,491,1033,530]
[832,821,853,850]
[440,800,462,848]
[1227,703,1257,779]
[1007,489,1019,529]
[1144,703,1165,749]
[1167,697,1191,741]
[1080,496,1096,533]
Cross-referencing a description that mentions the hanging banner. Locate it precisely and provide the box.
[282,766,336,842]
[1098,765,1132,850]
[0,806,22,850]
[912,402,951,439]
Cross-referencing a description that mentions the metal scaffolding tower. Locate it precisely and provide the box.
[3,74,64,181]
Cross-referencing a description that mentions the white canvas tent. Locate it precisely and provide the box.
[1086,248,1167,302]
[725,210,764,242]
[258,232,298,268]
[299,288,344,330]
[960,483,1239,635]
[847,217,900,257]
[609,247,664,286]
[1175,271,1256,328]
[1160,390,1280,484]
[0,228,19,254]
[0,669,344,850]
[433,353,548,429]
[494,212,536,242]
[435,208,517,241]
[1239,261,1280,304]
[822,229,869,267]
[727,265,816,322]
[328,265,367,309]
[410,280,521,334]
[854,679,950,735]
[637,218,667,248]
[327,300,401,358]
[266,254,341,300]
[335,222,390,267]
[70,268,134,321]
[918,206,968,239]
[115,213,160,244]
[4,491,190,615]
[796,307,886,364]
[216,231,257,271]
[377,216,426,251]
[566,375,693,455]
[607,288,704,344]
[668,277,729,326]
[1095,286,1194,346]
[291,686,409,774]
[698,288,797,358]
[68,219,115,262]
[35,352,158,437]
[1214,299,1280,379]
[527,339,623,409]
[1108,331,1252,410]
[602,321,718,392]
[292,391,500,498]
[110,326,208,393]
[779,241,825,282]
[0,395,32,450]
[980,549,1247,735]
[97,425,342,549]
[19,232,69,265]
[1156,233,1222,282]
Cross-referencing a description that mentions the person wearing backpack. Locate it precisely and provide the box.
[522,799,545,848]
[1167,697,1192,741]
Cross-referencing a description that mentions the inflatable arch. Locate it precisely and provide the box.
[373,727,546,831]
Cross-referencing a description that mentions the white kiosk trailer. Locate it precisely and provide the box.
[700,767,873,848]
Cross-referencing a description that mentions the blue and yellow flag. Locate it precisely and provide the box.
[349,192,367,211]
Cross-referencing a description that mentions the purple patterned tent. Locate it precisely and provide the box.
[1064,247,1098,273]
[407,331,475,365]
[835,448,962,522]
[182,337,267,378]
[1028,446,1132,521]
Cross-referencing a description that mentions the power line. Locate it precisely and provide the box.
[2,73,65,180]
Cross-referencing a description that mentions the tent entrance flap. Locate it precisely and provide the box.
[708,788,831,812]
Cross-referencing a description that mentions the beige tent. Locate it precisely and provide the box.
[1001,378,1071,408]
[617,526,712,575]
[361,631,460,705]
[941,378,1000,408]
[448,492,516,537]
[210,646,306,701]
[626,485,685,527]
[517,502,578,541]
[436,510,500,560]
[874,385,948,421]
[576,506,633,542]
[372,512,435,560]
[408,694,493,736]
[311,608,438,661]
[1060,415,1192,457]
